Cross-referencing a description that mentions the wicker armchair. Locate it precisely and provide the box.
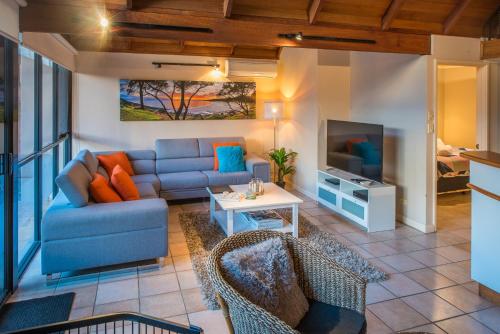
[207,230,367,334]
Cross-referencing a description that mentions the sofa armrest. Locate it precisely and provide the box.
[245,154,270,182]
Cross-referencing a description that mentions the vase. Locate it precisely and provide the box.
[276,181,286,189]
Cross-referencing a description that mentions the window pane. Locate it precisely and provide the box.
[42,151,54,214]
[42,58,53,146]
[16,160,36,264]
[0,37,5,293]
[57,67,69,136]
[18,47,35,158]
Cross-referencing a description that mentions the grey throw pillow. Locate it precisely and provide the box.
[55,160,92,207]
[221,237,309,328]
[75,149,99,175]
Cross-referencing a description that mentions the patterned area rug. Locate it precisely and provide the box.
[178,209,388,310]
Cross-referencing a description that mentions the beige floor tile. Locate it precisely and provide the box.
[461,281,479,293]
[407,323,447,334]
[326,223,359,234]
[407,249,452,267]
[140,291,186,318]
[188,310,230,334]
[379,254,426,272]
[432,245,471,262]
[95,278,138,305]
[93,299,139,315]
[99,267,138,283]
[170,242,190,257]
[173,255,193,272]
[367,299,429,332]
[343,232,378,244]
[365,310,392,334]
[177,270,201,290]
[316,215,343,224]
[382,238,425,253]
[138,257,176,277]
[360,242,399,257]
[434,285,493,313]
[470,307,500,333]
[366,282,396,304]
[165,314,190,327]
[69,306,93,320]
[402,292,463,322]
[436,314,495,334]
[182,287,208,313]
[299,201,318,209]
[404,268,456,290]
[432,262,471,284]
[379,273,427,297]
[368,258,399,274]
[169,231,187,244]
[139,273,180,297]
[350,245,375,259]
[57,284,97,309]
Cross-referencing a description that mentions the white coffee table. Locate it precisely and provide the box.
[208,183,303,237]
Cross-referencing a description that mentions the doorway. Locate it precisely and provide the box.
[435,64,485,231]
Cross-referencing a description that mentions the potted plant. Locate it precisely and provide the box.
[268,148,298,188]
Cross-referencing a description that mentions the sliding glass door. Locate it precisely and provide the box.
[0,36,6,301]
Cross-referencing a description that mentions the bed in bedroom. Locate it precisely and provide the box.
[436,139,471,194]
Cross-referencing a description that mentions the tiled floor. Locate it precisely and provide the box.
[9,190,499,334]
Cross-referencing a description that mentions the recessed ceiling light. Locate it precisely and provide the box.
[99,16,110,29]
[295,32,303,41]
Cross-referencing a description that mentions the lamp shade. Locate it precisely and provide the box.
[264,101,284,120]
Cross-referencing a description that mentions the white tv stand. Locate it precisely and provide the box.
[317,168,395,232]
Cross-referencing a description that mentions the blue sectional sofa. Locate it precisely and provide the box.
[41,137,270,275]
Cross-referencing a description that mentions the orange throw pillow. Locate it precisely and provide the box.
[346,138,367,154]
[212,142,241,170]
[89,174,122,203]
[97,152,135,177]
[111,165,140,201]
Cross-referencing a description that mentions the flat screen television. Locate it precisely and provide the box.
[326,120,384,182]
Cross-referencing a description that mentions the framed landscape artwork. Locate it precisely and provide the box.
[120,79,256,121]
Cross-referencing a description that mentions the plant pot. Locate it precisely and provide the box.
[276,181,286,189]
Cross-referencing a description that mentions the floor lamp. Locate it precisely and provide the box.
[264,101,284,181]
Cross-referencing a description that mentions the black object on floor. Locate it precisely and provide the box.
[0,293,75,333]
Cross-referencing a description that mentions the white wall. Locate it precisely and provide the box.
[278,48,319,196]
[488,63,500,153]
[350,52,432,232]
[73,52,278,155]
[0,0,19,41]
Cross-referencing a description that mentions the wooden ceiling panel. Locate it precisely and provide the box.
[128,0,224,15]
[232,0,309,20]
[317,0,390,28]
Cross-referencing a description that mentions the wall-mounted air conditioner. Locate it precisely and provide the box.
[224,59,278,78]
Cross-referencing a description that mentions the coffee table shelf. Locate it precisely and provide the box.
[213,210,293,235]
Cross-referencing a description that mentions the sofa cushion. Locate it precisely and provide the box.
[198,137,246,157]
[202,170,252,186]
[217,146,246,173]
[42,192,168,241]
[221,237,309,328]
[131,174,160,193]
[295,300,366,334]
[127,150,156,174]
[55,160,92,208]
[89,174,122,203]
[75,149,99,175]
[96,166,109,183]
[111,165,140,201]
[97,152,135,176]
[158,171,208,190]
[156,138,199,159]
[157,157,213,174]
[136,183,158,199]
[212,142,240,170]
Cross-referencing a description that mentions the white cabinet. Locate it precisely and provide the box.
[317,169,395,232]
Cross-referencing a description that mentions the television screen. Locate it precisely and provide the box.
[327,120,384,182]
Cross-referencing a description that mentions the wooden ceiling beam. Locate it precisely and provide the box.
[223,0,233,18]
[308,0,325,25]
[19,2,431,55]
[481,39,500,60]
[64,35,280,59]
[443,0,472,34]
[381,0,405,31]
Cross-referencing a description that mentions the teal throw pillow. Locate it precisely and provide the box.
[217,146,245,173]
[352,141,381,165]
